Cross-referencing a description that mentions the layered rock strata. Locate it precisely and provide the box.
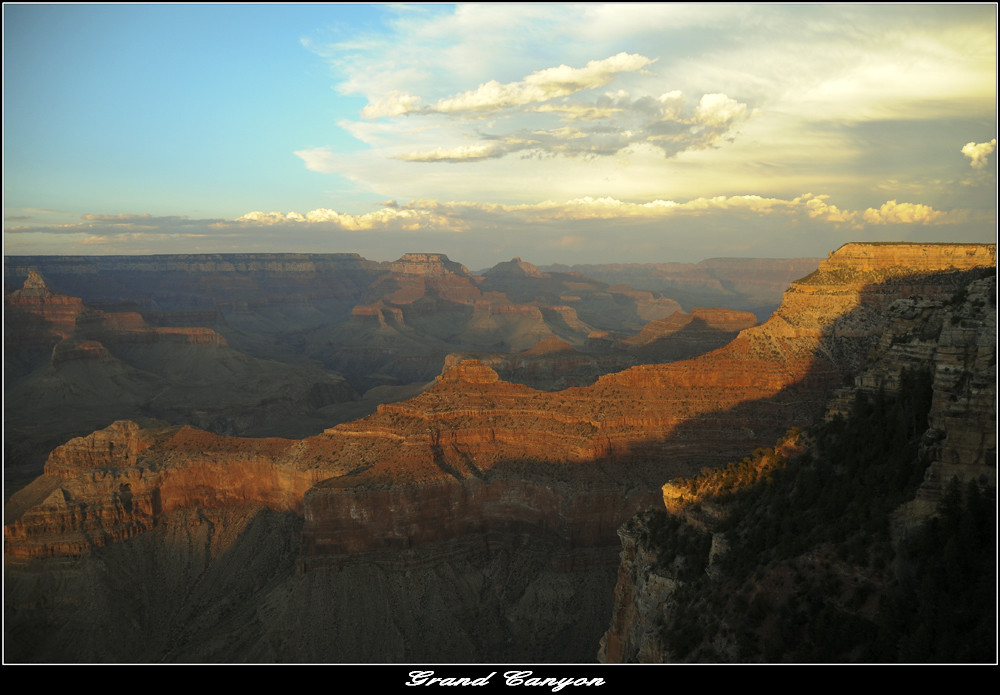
[8,243,993,567]
[598,249,996,663]
[3,272,360,493]
[821,272,997,518]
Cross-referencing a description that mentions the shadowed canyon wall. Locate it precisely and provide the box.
[4,242,995,663]
[599,251,996,663]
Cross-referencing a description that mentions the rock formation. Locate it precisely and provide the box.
[3,272,360,491]
[4,242,995,663]
[6,253,734,497]
[544,256,824,319]
[9,242,993,560]
[598,248,996,663]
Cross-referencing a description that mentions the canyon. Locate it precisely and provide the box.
[599,247,997,663]
[3,251,794,493]
[3,242,995,663]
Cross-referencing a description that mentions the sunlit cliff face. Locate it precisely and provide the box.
[7,243,994,564]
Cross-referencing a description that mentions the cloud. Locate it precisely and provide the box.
[2,196,960,245]
[961,138,997,169]
[397,142,509,163]
[361,91,424,119]
[383,89,751,165]
[4,214,225,235]
[342,49,750,166]
[294,146,339,173]
[236,204,468,233]
[793,194,859,225]
[430,52,655,116]
[5,190,990,266]
[861,200,948,225]
[359,52,654,120]
[693,93,748,127]
[234,193,957,230]
[300,4,993,213]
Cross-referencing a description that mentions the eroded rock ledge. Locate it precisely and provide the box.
[598,263,996,663]
[5,243,995,566]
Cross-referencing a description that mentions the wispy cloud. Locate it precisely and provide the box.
[391,88,750,164]
[363,52,655,118]
[302,3,995,217]
[294,146,340,174]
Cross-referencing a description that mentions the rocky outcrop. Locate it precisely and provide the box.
[6,270,88,332]
[598,517,675,663]
[4,421,339,559]
[598,247,996,663]
[8,243,994,566]
[621,307,757,362]
[3,272,361,492]
[390,252,471,277]
[819,272,997,521]
[4,271,90,375]
[5,242,996,664]
[5,270,231,355]
[524,337,577,355]
[483,257,549,279]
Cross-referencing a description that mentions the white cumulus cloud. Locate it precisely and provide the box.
[961,138,997,169]
[861,200,947,225]
[361,91,424,119]
[693,93,748,127]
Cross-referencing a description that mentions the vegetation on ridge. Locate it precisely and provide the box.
[634,369,996,662]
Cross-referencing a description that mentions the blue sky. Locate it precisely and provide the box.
[3,3,997,267]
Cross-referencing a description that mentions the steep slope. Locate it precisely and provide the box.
[4,252,726,495]
[481,257,682,331]
[31,251,686,397]
[599,270,996,663]
[4,242,995,663]
[7,243,994,561]
[321,252,685,392]
[446,307,759,391]
[4,273,359,491]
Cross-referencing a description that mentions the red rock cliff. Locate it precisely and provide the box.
[6,243,995,563]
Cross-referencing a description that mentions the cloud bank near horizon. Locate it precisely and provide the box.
[4,3,996,263]
[6,192,991,269]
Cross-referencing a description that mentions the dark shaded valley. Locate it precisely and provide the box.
[3,244,996,664]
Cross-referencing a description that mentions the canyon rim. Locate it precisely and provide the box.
[3,241,996,664]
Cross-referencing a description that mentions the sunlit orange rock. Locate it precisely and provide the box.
[5,243,995,564]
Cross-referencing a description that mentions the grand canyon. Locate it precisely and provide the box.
[3,242,996,663]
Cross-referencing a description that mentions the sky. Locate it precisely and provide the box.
[3,3,997,268]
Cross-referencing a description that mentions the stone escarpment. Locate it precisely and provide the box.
[7,243,995,567]
[447,307,758,391]
[4,271,231,364]
[4,421,342,559]
[4,251,691,399]
[598,248,996,663]
[824,272,997,521]
[323,252,662,391]
[4,272,360,491]
[5,243,995,664]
